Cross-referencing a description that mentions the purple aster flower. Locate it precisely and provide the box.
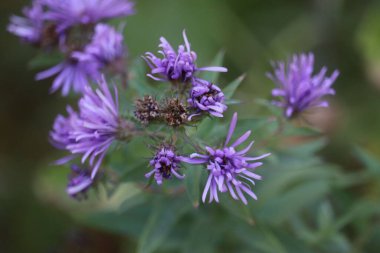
[66,165,93,199]
[42,0,134,32]
[145,146,186,185]
[50,106,80,165]
[73,23,125,67]
[267,52,339,118]
[182,113,270,204]
[35,57,100,96]
[188,78,227,119]
[66,76,121,179]
[7,1,44,44]
[144,30,227,82]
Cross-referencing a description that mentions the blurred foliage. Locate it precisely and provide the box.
[2,0,380,253]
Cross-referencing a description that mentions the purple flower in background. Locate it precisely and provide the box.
[73,23,125,67]
[66,77,120,179]
[267,52,339,118]
[7,1,44,44]
[188,78,227,119]
[146,146,186,185]
[50,106,82,165]
[66,165,93,199]
[182,113,270,204]
[50,106,79,150]
[36,58,100,96]
[42,0,134,32]
[144,30,227,82]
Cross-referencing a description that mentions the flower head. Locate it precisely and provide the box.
[66,165,93,199]
[7,1,45,44]
[188,78,227,119]
[42,0,135,32]
[65,77,121,178]
[36,58,100,96]
[183,113,270,204]
[73,23,125,67]
[267,52,339,118]
[146,146,186,185]
[144,30,227,82]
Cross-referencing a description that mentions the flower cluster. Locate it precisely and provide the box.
[140,31,228,123]
[8,0,134,95]
[11,1,340,205]
[267,52,339,118]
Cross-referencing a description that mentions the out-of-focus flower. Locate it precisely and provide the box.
[7,1,45,44]
[66,165,93,199]
[143,30,227,82]
[50,106,80,165]
[134,95,160,125]
[182,113,270,204]
[41,0,135,32]
[267,52,339,118]
[73,23,125,67]
[188,78,227,119]
[35,58,100,96]
[66,77,121,179]
[145,146,186,185]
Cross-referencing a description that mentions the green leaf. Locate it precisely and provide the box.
[184,166,203,208]
[223,74,245,100]
[129,58,158,96]
[137,197,190,253]
[199,51,225,83]
[28,52,63,70]
[284,137,328,156]
[220,195,255,225]
[182,218,220,253]
[255,180,330,224]
[353,146,380,173]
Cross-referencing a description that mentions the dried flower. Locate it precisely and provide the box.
[134,95,160,125]
[267,52,339,118]
[182,113,270,204]
[144,30,227,82]
[146,146,186,185]
[188,78,227,119]
[162,98,188,127]
[66,165,93,199]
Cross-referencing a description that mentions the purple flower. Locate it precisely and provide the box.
[50,106,81,165]
[50,106,79,149]
[73,23,125,67]
[144,30,227,82]
[182,113,270,204]
[41,0,135,32]
[35,58,100,96]
[145,146,186,185]
[66,165,93,199]
[267,52,339,118]
[66,76,120,179]
[188,78,227,119]
[7,1,44,44]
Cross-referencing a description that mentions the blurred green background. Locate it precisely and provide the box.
[1,0,380,252]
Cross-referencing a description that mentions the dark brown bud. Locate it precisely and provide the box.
[134,96,160,125]
[162,98,188,127]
